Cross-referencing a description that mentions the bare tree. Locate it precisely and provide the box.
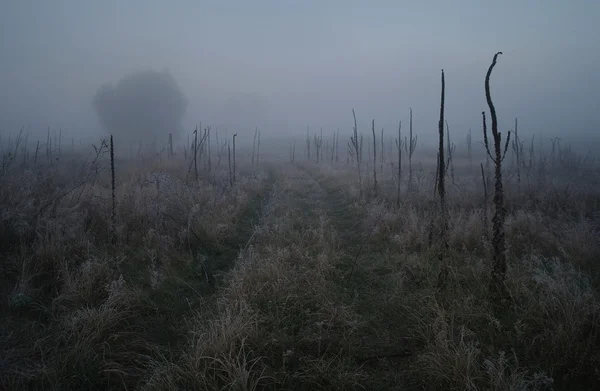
[336,128,340,163]
[380,127,384,175]
[232,134,237,184]
[186,126,208,183]
[110,135,117,244]
[395,121,402,206]
[314,129,323,163]
[372,119,378,198]
[436,70,449,290]
[228,141,232,186]
[252,127,258,164]
[306,125,311,160]
[529,134,535,170]
[406,108,417,191]
[194,127,198,180]
[482,52,511,302]
[93,69,187,153]
[207,126,212,172]
[350,109,363,197]
[256,129,261,165]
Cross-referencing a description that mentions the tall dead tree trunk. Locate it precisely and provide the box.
[256,129,261,165]
[482,52,511,303]
[436,70,449,290]
[336,128,340,163]
[228,141,232,186]
[330,132,336,164]
[194,127,198,181]
[252,127,258,164]
[380,127,384,175]
[372,119,378,198]
[207,126,212,172]
[395,121,402,206]
[306,126,311,160]
[110,135,117,244]
[232,134,237,184]
[350,109,363,198]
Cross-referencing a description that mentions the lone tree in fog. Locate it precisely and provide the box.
[93,69,187,152]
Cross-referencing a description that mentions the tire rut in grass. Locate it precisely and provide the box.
[145,169,278,349]
[190,168,277,289]
[296,164,363,249]
[297,164,417,380]
[218,179,275,277]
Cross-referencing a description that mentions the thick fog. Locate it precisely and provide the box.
[1,1,599,149]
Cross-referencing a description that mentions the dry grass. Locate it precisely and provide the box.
[1,145,599,390]
[330,156,600,390]
[0,151,272,389]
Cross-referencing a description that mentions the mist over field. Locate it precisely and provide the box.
[1,0,599,149]
[2,2,600,390]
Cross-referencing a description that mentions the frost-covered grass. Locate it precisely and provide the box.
[1,148,599,390]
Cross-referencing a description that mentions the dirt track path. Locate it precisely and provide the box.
[290,163,415,386]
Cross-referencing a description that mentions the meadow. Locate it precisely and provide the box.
[1,62,599,390]
[0,116,600,390]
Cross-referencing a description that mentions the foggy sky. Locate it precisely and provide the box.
[1,0,599,147]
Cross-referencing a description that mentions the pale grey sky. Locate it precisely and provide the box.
[1,0,598,146]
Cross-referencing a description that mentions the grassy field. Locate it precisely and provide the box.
[1,142,599,390]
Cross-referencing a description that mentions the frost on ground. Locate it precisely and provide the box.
[1,148,599,390]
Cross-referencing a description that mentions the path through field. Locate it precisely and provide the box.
[221,162,421,389]
[6,158,594,390]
